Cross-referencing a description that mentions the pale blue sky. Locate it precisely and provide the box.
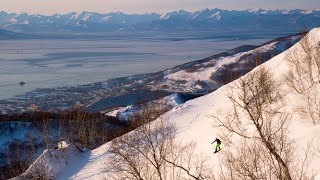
[1,0,319,15]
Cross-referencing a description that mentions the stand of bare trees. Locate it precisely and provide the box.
[285,34,320,124]
[214,67,314,180]
[105,107,214,180]
[0,110,124,179]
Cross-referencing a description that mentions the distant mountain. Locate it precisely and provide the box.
[0,28,25,39]
[0,9,319,33]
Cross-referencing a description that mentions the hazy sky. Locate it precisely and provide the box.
[1,0,319,15]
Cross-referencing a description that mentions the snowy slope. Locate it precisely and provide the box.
[166,41,277,81]
[18,27,320,179]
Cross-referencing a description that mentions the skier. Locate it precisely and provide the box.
[211,138,221,153]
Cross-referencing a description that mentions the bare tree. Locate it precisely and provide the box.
[213,34,319,179]
[293,140,317,180]
[105,111,214,180]
[214,67,299,180]
[285,34,320,124]
[42,116,52,158]
[221,139,278,180]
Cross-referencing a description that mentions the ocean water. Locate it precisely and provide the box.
[0,32,292,99]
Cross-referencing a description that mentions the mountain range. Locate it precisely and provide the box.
[0,8,319,33]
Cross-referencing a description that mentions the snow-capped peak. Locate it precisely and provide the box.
[248,8,263,13]
[160,13,170,20]
[304,10,313,14]
[82,12,92,21]
[199,8,210,13]
[208,11,221,20]
[102,16,112,21]
[282,10,291,14]
[71,13,80,19]
[9,17,17,23]
[21,20,29,25]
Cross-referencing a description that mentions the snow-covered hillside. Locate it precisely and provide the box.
[17,27,320,179]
